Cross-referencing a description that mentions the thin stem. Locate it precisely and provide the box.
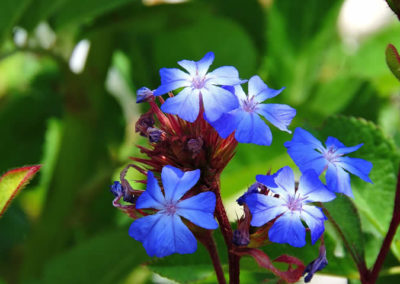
[369,164,400,283]
[198,232,227,284]
[214,180,240,284]
[322,206,369,278]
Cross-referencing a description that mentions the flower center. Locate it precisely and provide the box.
[242,96,258,113]
[163,201,178,216]
[286,195,304,212]
[192,75,206,89]
[323,146,341,163]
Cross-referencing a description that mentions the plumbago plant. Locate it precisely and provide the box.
[110,51,400,284]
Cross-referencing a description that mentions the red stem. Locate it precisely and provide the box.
[214,181,240,284]
[367,164,400,284]
[198,232,227,284]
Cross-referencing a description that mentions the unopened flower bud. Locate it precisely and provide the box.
[187,137,203,155]
[135,112,155,136]
[110,181,135,203]
[303,243,328,282]
[136,87,153,103]
[110,181,123,197]
[147,127,165,143]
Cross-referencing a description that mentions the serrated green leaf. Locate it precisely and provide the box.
[41,229,149,284]
[386,44,400,81]
[320,116,400,261]
[0,165,41,217]
[0,0,32,42]
[323,195,365,265]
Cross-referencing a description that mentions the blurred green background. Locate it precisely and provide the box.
[0,0,399,283]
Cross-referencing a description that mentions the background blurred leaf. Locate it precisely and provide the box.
[41,229,149,284]
[0,0,32,42]
[0,165,41,216]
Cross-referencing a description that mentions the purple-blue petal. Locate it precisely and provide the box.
[177,192,218,229]
[161,166,200,203]
[268,211,306,247]
[153,68,190,95]
[201,85,239,122]
[336,143,364,155]
[248,75,284,102]
[272,166,296,198]
[136,171,165,210]
[298,170,336,203]
[245,193,286,227]
[256,173,278,188]
[285,143,327,174]
[161,87,200,122]
[208,109,243,139]
[256,103,296,133]
[285,128,325,152]
[234,112,272,145]
[130,213,197,257]
[177,59,197,75]
[301,205,326,245]
[339,157,373,183]
[326,163,354,198]
[207,66,243,86]
[196,52,215,77]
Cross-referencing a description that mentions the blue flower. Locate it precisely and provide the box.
[153,52,244,123]
[245,166,336,247]
[136,87,153,103]
[209,76,296,145]
[129,165,218,257]
[284,128,373,197]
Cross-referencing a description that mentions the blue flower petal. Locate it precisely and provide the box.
[161,166,200,203]
[268,211,306,247]
[245,193,286,227]
[256,103,296,133]
[248,75,284,102]
[284,143,326,174]
[207,66,243,85]
[234,112,272,145]
[339,157,373,183]
[202,85,239,122]
[285,128,325,152]
[153,68,190,95]
[324,136,346,149]
[177,192,218,229]
[272,166,296,198]
[301,205,326,245]
[208,109,243,139]
[161,88,200,122]
[130,213,197,257]
[136,171,165,210]
[336,143,364,155]
[177,59,197,75]
[298,170,336,203]
[256,173,278,188]
[196,52,214,77]
[326,163,353,197]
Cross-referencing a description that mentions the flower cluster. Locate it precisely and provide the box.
[110,52,373,283]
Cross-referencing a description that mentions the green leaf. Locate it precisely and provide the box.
[0,165,41,217]
[0,0,32,42]
[53,0,138,28]
[320,116,400,261]
[323,195,365,265]
[386,44,400,81]
[18,0,66,30]
[41,229,149,284]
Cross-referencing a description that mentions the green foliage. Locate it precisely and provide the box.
[386,44,400,81]
[0,0,399,283]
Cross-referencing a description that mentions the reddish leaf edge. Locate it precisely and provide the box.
[0,165,42,217]
[235,247,305,283]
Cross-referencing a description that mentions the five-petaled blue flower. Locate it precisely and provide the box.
[284,128,373,198]
[245,166,336,247]
[129,165,218,257]
[209,76,296,145]
[153,52,244,123]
